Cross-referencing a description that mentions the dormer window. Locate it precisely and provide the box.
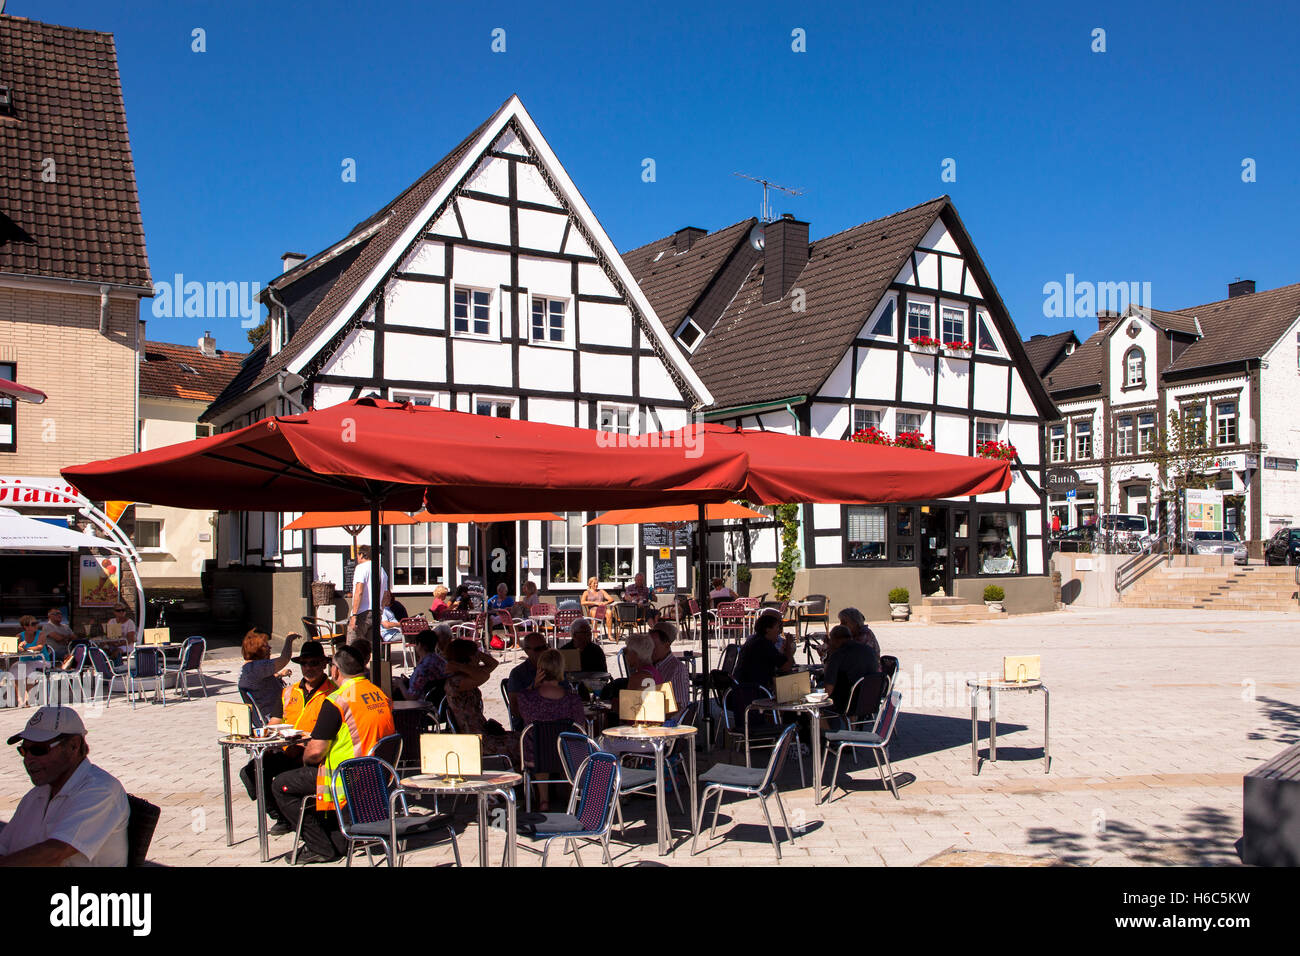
[676,317,704,353]
[1124,347,1145,388]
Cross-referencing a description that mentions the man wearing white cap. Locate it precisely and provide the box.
[0,707,128,866]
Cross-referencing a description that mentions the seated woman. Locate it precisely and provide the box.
[428,585,452,619]
[443,638,518,763]
[516,649,585,810]
[15,615,45,655]
[487,582,514,611]
[580,576,612,639]
[403,626,451,701]
[237,629,296,722]
[708,576,738,602]
[517,580,540,609]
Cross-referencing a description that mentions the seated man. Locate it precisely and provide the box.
[100,603,137,663]
[505,632,547,732]
[486,582,514,610]
[38,608,76,659]
[649,621,688,715]
[622,573,658,623]
[734,609,794,692]
[822,624,880,717]
[0,706,129,866]
[272,646,394,864]
[560,618,606,673]
[240,640,335,835]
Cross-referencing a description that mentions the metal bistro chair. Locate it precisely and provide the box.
[44,644,89,706]
[238,687,268,731]
[610,602,641,643]
[85,646,124,706]
[126,646,166,709]
[521,719,586,812]
[553,609,581,642]
[693,723,799,861]
[517,751,621,866]
[824,690,904,801]
[558,732,660,838]
[292,732,406,865]
[492,610,525,651]
[799,595,831,637]
[329,755,461,867]
[167,636,208,700]
[713,602,748,646]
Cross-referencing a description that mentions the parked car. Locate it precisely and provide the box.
[1098,513,1153,552]
[1263,526,1300,565]
[1189,530,1248,565]
[1050,526,1099,553]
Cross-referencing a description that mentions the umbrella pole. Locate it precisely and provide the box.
[369,502,382,685]
[696,503,712,749]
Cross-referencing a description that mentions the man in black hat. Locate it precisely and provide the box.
[239,639,336,835]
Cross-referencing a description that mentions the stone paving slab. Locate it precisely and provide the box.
[1,606,1295,867]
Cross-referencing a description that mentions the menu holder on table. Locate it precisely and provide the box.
[560,649,583,673]
[1002,655,1041,683]
[420,733,482,783]
[142,628,171,646]
[105,621,123,640]
[619,689,665,725]
[774,670,812,704]
[217,701,252,738]
[376,659,392,699]
[0,636,18,654]
[656,681,678,715]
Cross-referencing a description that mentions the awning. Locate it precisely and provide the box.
[0,508,120,552]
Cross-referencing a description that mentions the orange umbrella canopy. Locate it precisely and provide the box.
[282,511,417,531]
[585,503,767,526]
[414,511,563,524]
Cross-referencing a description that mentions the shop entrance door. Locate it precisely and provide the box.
[481,522,517,602]
[919,506,950,596]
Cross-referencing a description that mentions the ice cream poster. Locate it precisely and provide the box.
[79,555,120,607]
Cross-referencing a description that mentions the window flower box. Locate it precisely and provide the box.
[849,426,891,445]
[893,430,934,451]
[977,440,1018,461]
[943,340,974,357]
[908,335,941,354]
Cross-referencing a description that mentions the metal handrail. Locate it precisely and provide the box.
[1115,535,1174,594]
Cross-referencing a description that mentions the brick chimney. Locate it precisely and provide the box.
[1228,278,1255,298]
[762,214,810,304]
[1097,309,1120,332]
[673,227,706,252]
[281,252,307,273]
[198,331,216,355]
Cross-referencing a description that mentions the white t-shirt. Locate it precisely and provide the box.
[352,561,389,615]
[0,758,129,866]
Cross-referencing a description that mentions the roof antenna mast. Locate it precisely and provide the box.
[733,173,805,224]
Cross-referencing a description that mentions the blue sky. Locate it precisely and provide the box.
[19,0,1300,353]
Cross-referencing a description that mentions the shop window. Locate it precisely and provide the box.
[135,519,163,550]
[596,520,634,583]
[895,506,915,537]
[548,512,584,584]
[0,363,15,452]
[846,506,887,561]
[391,522,445,588]
[952,510,970,575]
[977,512,1019,574]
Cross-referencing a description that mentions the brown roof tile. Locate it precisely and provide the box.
[622,219,755,334]
[0,15,150,288]
[1166,282,1300,373]
[141,340,246,403]
[1022,331,1079,377]
[1042,329,1106,396]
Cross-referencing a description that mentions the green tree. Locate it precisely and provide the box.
[246,320,269,347]
[1150,410,1218,537]
[773,503,801,600]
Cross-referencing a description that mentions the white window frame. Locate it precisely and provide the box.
[389,521,447,593]
[975,419,1003,447]
[1137,412,1156,453]
[906,300,933,341]
[596,520,636,586]
[975,309,1004,355]
[473,394,517,419]
[941,304,967,345]
[865,294,898,340]
[452,285,496,339]
[1216,401,1238,446]
[135,518,165,553]
[598,402,637,435]
[1116,415,1134,456]
[896,411,928,441]
[529,294,571,348]
[676,317,704,353]
[1049,424,1066,463]
[852,405,885,435]
[1074,420,1092,460]
[1125,349,1145,387]
[547,512,585,587]
[391,389,444,409]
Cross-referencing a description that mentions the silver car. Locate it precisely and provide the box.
[1190,530,1248,565]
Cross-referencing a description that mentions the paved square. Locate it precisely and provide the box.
[3,606,1294,867]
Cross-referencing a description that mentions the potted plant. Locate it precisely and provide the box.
[976,440,1018,461]
[736,564,752,597]
[849,425,891,445]
[983,584,1005,613]
[888,586,911,621]
[908,335,942,354]
[943,339,975,357]
[893,430,934,451]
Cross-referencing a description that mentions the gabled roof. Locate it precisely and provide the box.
[141,341,246,404]
[1042,329,1106,396]
[0,15,150,289]
[622,218,755,339]
[206,95,711,421]
[686,198,948,408]
[1022,331,1079,378]
[1127,306,1201,337]
[1166,282,1300,373]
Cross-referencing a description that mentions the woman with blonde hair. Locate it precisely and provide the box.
[580,575,612,639]
[516,648,584,809]
[428,584,451,619]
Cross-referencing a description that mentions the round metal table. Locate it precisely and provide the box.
[219,731,308,862]
[966,678,1050,774]
[600,724,698,856]
[400,771,522,867]
[745,697,832,804]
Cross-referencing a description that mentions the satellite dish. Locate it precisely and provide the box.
[748,224,766,252]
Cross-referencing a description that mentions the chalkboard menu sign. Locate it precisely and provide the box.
[460,574,486,611]
[643,524,689,548]
[653,557,676,593]
[342,559,357,596]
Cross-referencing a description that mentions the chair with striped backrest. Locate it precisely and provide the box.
[553,609,581,640]
[517,750,621,866]
[329,756,460,867]
[521,719,585,812]
[713,602,748,645]
[167,636,208,700]
[127,646,166,710]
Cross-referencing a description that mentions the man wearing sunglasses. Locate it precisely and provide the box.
[0,707,128,866]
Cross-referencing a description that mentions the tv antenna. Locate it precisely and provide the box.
[733,173,805,224]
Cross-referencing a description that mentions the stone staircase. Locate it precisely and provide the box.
[1118,564,1300,611]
